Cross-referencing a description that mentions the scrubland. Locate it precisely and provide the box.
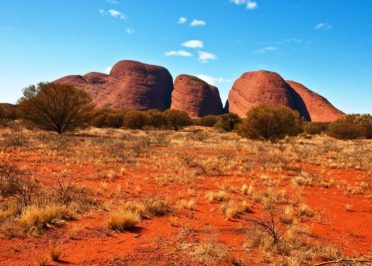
[0,125,371,265]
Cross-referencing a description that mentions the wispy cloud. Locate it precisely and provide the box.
[105,0,118,4]
[276,38,303,45]
[190,19,206,27]
[126,28,135,34]
[314,23,333,31]
[198,51,217,63]
[230,0,258,10]
[256,46,277,53]
[182,40,204,49]
[165,50,193,57]
[196,75,231,86]
[177,17,187,24]
[99,9,126,19]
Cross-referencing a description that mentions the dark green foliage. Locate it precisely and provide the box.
[90,109,125,128]
[124,111,147,129]
[326,114,372,140]
[237,104,303,141]
[215,113,241,132]
[0,104,18,121]
[197,115,219,127]
[304,122,329,135]
[164,109,192,130]
[18,83,94,134]
[145,109,168,129]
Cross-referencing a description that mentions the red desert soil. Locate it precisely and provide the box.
[0,128,371,265]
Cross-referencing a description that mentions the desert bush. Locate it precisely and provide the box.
[145,109,168,129]
[214,113,241,132]
[0,103,18,121]
[237,104,303,141]
[304,122,329,135]
[326,114,372,139]
[197,115,219,127]
[90,109,125,128]
[124,111,147,129]
[164,109,192,130]
[107,209,141,231]
[18,83,94,134]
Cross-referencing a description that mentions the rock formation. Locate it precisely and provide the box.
[171,75,223,117]
[227,70,344,122]
[286,81,344,122]
[55,60,174,111]
[227,70,298,117]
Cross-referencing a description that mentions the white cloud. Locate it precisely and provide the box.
[126,27,135,34]
[230,0,258,10]
[247,0,258,10]
[196,75,231,86]
[99,9,126,19]
[105,0,118,4]
[177,17,187,24]
[198,51,217,63]
[256,46,277,53]
[165,50,193,57]
[230,0,246,5]
[190,19,206,27]
[314,23,333,31]
[182,40,204,49]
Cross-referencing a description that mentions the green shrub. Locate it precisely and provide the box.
[124,111,147,129]
[304,122,329,135]
[197,115,219,127]
[145,109,168,129]
[0,104,19,121]
[164,110,192,130]
[90,109,125,128]
[214,113,241,132]
[237,104,303,141]
[18,83,94,134]
[326,114,371,140]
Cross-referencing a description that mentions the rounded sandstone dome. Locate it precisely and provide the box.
[286,80,344,122]
[227,70,297,117]
[55,60,174,111]
[171,75,223,118]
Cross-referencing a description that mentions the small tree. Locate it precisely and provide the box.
[124,111,147,129]
[145,109,168,129]
[304,122,329,135]
[326,114,371,140]
[18,83,94,134]
[215,113,241,132]
[164,109,192,131]
[90,108,125,128]
[197,115,219,127]
[0,104,18,121]
[238,104,303,141]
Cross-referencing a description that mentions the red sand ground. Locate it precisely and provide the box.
[0,140,371,265]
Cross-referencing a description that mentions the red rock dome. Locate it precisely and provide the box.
[171,75,223,118]
[227,70,297,117]
[286,80,344,122]
[55,60,174,111]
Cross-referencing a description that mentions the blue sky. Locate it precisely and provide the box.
[0,0,371,113]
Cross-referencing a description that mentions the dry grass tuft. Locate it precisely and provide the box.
[107,210,141,231]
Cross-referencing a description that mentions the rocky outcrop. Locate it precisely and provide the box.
[227,70,343,121]
[171,75,223,118]
[286,81,344,122]
[54,60,174,111]
[227,70,298,117]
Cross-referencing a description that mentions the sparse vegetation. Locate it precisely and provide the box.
[237,104,303,141]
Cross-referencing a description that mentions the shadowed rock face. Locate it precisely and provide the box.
[227,70,344,122]
[171,75,223,118]
[286,81,344,122]
[227,70,298,117]
[54,60,174,111]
